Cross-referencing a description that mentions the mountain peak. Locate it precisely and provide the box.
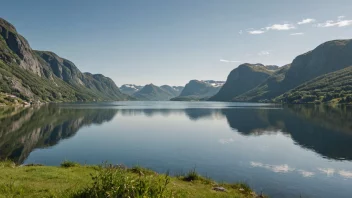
[0,18,17,33]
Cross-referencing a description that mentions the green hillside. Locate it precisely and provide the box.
[209,64,274,101]
[275,66,352,104]
[0,18,129,105]
[234,39,352,102]
[234,64,291,102]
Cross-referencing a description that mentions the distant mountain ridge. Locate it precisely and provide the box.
[172,80,224,101]
[119,84,184,101]
[160,85,184,97]
[0,18,130,104]
[120,84,144,95]
[132,84,177,101]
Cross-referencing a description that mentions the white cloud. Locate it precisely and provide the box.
[318,20,352,27]
[238,30,243,34]
[248,30,266,34]
[297,18,316,25]
[220,59,241,63]
[318,168,335,176]
[265,23,295,31]
[258,51,270,56]
[250,162,295,173]
[290,32,304,36]
[317,16,352,27]
[338,170,352,179]
[298,170,315,177]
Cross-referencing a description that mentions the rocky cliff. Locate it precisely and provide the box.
[0,18,129,104]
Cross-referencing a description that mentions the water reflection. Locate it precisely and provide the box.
[0,105,117,164]
[1,104,352,164]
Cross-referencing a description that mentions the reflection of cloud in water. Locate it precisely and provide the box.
[338,170,352,179]
[250,162,295,173]
[218,138,234,144]
[318,168,335,177]
[298,169,315,177]
[252,163,352,179]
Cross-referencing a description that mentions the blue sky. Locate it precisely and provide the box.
[1,0,352,86]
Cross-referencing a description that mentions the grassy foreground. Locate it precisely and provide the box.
[0,161,263,198]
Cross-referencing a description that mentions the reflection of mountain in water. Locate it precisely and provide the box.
[221,105,352,160]
[114,106,352,160]
[1,104,352,163]
[0,105,117,164]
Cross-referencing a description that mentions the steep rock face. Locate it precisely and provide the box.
[236,39,352,102]
[0,18,129,102]
[36,51,129,100]
[210,64,273,101]
[35,51,85,86]
[0,18,42,76]
[132,84,174,101]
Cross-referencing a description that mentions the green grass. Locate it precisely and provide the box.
[0,161,260,198]
[60,161,80,168]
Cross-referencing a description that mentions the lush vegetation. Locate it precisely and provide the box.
[0,161,259,198]
[275,66,352,104]
[229,40,352,103]
[0,92,27,106]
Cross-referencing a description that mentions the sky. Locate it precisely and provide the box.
[1,0,352,86]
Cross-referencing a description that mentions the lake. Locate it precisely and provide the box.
[1,101,352,198]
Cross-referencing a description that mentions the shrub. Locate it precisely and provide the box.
[0,160,15,168]
[183,168,200,181]
[72,164,172,198]
[129,165,156,176]
[60,160,80,168]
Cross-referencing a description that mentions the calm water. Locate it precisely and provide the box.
[1,102,352,198]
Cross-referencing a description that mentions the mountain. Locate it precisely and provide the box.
[234,64,291,102]
[265,65,280,70]
[171,80,224,101]
[235,39,352,102]
[275,66,352,104]
[120,84,144,95]
[132,84,175,101]
[209,64,275,101]
[160,85,184,97]
[0,18,129,105]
